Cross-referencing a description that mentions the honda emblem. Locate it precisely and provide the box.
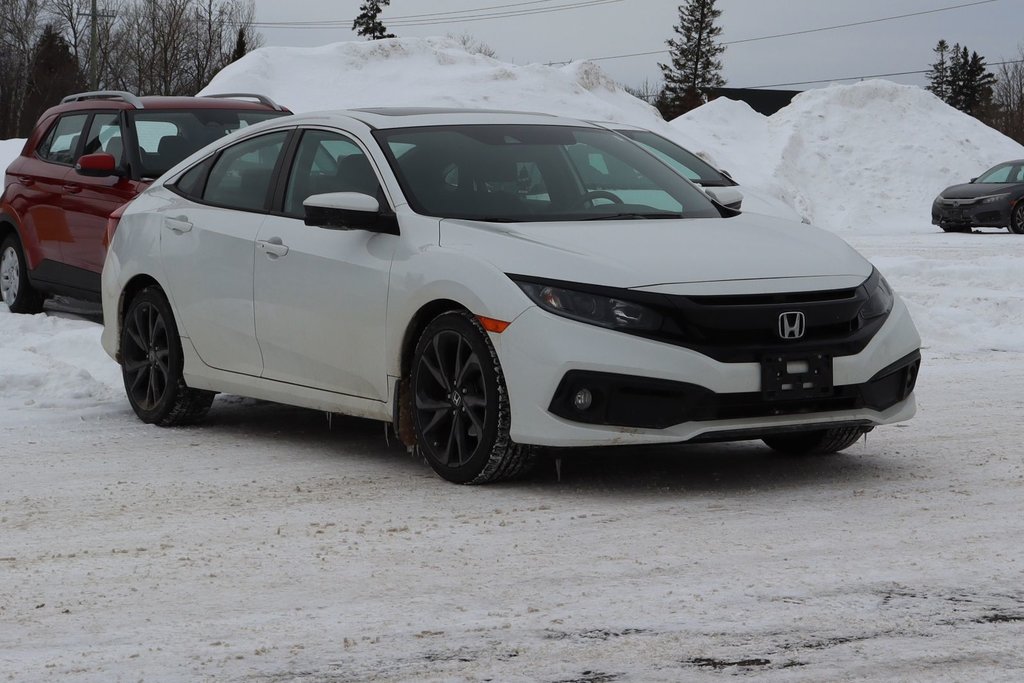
[779,311,806,340]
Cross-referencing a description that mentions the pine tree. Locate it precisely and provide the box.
[926,39,950,101]
[946,44,996,116]
[352,0,395,40]
[231,28,248,62]
[21,24,82,136]
[657,0,726,119]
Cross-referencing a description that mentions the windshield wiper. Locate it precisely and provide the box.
[581,212,681,221]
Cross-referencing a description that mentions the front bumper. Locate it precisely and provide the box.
[932,197,1012,229]
[495,297,921,447]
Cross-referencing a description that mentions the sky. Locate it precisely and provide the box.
[248,0,1023,91]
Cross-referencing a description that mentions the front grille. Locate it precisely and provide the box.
[650,271,884,362]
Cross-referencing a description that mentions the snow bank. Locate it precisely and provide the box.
[0,305,121,415]
[1,137,25,174]
[202,37,671,132]
[674,80,1024,233]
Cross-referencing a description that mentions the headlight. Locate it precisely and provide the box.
[515,281,663,331]
[859,271,894,321]
[979,193,1010,205]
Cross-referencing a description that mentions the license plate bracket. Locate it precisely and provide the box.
[761,353,834,401]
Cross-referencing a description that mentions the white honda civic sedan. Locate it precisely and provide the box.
[101,108,921,484]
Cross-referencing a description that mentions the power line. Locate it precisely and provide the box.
[743,58,1024,89]
[254,0,560,25]
[548,0,1003,65]
[250,0,623,29]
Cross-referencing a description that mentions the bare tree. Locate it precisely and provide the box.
[447,32,497,59]
[1,0,47,135]
[992,47,1024,144]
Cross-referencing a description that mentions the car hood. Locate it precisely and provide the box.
[440,213,872,290]
[939,182,1022,199]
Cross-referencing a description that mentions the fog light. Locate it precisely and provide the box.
[573,388,593,411]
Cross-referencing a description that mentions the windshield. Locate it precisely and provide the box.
[374,125,722,222]
[618,129,732,186]
[130,109,287,178]
[976,162,1024,184]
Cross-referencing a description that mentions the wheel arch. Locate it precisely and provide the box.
[112,273,163,360]
[393,298,469,447]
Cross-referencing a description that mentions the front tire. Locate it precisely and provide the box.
[1010,203,1024,235]
[121,286,214,425]
[411,310,532,484]
[1,234,45,314]
[762,426,866,455]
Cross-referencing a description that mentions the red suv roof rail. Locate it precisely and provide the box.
[61,90,146,109]
[201,93,287,112]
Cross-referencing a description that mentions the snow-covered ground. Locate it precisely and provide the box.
[3,41,1024,680]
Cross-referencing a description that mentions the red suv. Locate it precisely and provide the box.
[1,90,290,313]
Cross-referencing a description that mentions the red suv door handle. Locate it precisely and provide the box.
[62,184,82,194]
[18,176,34,186]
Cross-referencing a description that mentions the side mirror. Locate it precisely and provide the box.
[705,186,743,210]
[720,169,734,180]
[303,192,399,235]
[76,153,122,178]
[970,177,978,183]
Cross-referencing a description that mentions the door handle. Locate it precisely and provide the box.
[257,237,289,258]
[18,176,34,187]
[164,216,193,234]
[62,184,82,194]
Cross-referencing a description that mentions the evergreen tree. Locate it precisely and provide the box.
[926,39,950,101]
[946,43,996,116]
[657,0,726,119]
[21,24,82,136]
[352,0,395,40]
[231,27,248,62]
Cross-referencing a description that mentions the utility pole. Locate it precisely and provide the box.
[79,0,116,90]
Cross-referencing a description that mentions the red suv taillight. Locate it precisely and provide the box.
[104,202,131,249]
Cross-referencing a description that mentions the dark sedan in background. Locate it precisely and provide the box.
[932,160,1024,234]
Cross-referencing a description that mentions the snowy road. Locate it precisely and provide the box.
[2,230,1023,681]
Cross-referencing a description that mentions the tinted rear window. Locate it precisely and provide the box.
[130,110,287,178]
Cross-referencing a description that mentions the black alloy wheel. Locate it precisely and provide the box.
[411,311,531,484]
[1010,203,1024,235]
[121,286,214,425]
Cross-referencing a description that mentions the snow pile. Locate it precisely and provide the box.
[0,305,121,415]
[674,80,1024,233]
[1,137,25,174]
[202,37,670,132]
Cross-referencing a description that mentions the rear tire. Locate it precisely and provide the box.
[762,426,866,455]
[121,286,214,426]
[410,310,533,484]
[1010,203,1024,235]
[1,235,45,314]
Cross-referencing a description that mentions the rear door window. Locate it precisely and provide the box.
[202,131,288,212]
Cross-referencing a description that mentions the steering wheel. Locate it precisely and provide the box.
[575,190,624,208]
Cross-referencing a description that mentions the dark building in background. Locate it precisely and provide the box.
[708,88,801,116]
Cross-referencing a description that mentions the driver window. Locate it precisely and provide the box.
[283,130,381,217]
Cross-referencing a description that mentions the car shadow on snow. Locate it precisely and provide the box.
[198,396,904,494]
[524,439,903,495]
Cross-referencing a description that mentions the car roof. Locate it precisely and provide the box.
[300,107,598,130]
